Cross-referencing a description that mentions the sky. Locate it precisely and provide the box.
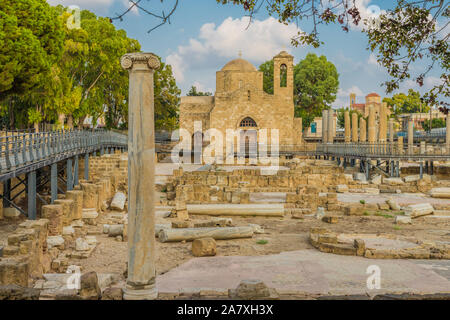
[46,0,447,108]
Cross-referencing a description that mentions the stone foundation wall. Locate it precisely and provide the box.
[0,153,126,288]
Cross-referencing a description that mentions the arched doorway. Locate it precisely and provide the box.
[239,117,257,159]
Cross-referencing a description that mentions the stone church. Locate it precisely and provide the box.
[179,51,303,155]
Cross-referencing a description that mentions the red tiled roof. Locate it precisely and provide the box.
[352,104,365,111]
[366,92,380,98]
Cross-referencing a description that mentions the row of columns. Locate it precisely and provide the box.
[322,109,335,143]
[343,103,391,144]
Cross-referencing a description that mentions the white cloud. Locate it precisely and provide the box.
[122,0,139,15]
[334,0,387,31]
[367,53,378,66]
[333,85,365,108]
[402,76,445,92]
[192,81,214,94]
[166,16,302,84]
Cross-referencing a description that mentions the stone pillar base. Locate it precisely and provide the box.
[123,284,158,300]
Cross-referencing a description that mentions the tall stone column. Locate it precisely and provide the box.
[408,117,414,155]
[327,109,334,143]
[351,112,358,143]
[379,103,387,142]
[446,114,450,153]
[359,118,366,142]
[368,106,376,143]
[344,111,350,143]
[322,110,328,143]
[398,136,404,155]
[389,118,394,143]
[121,53,160,300]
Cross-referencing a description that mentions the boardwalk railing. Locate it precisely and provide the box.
[316,142,450,159]
[0,129,127,174]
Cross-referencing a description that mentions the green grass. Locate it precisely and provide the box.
[375,212,394,218]
[256,240,268,245]
[161,186,167,193]
[360,200,366,204]
[393,226,401,230]
[363,211,370,216]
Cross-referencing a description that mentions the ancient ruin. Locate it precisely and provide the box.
[0,53,449,301]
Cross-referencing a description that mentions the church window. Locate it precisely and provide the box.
[240,117,257,128]
[280,64,287,87]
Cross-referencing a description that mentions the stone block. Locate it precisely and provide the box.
[0,261,29,287]
[54,199,75,226]
[371,175,382,185]
[344,204,364,216]
[364,188,379,195]
[354,239,365,256]
[3,208,21,218]
[192,238,217,257]
[101,287,123,300]
[81,183,99,209]
[82,208,98,220]
[403,175,421,183]
[41,205,63,236]
[430,188,450,199]
[80,272,101,300]
[322,216,339,224]
[75,238,90,252]
[386,198,400,210]
[110,192,127,211]
[353,173,366,182]
[107,225,124,237]
[232,280,278,300]
[3,246,19,257]
[336,184,349,193]
[172,221,190,229]
[404,203,434,218]
[47,236,64,250]
[317,233,338,244]
[65,190,83,220]
[176,209,189,221]
[395,216,412,224]
[0,284,40,300]
[383,177,404,185]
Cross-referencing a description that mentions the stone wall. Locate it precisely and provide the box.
[0,153,125,287]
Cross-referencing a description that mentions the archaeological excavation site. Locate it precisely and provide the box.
[0,52,449,302]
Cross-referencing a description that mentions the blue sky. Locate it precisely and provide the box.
[47,0,447,108]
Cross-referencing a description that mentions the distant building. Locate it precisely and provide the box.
[179,51,303,152]
[304,114,338,139]
[350,92,383,117]
[398,110,447,131]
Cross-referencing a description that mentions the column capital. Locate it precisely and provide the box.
[121,52,160,71]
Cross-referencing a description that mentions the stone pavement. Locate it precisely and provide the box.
[338,193,450,206]
[156,249,450,297]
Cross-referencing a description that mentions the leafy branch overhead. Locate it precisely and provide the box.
[116,0,448,108]
[110,0,179,33]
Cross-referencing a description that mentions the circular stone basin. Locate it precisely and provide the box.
[337,234,418,250]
